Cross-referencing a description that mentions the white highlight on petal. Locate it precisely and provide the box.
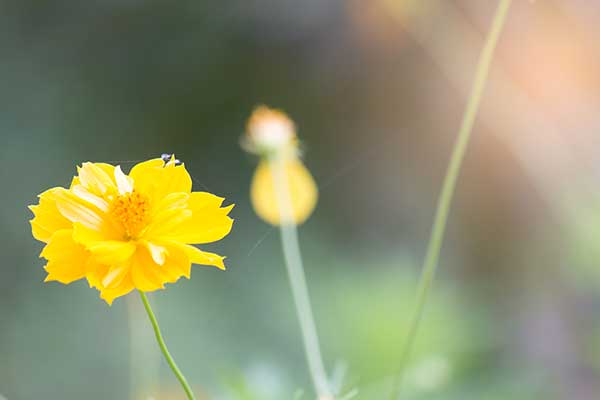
[146,241,168,265]
[54,189,104,230]
[102,265,128,288]
[78,162,112,195]
[114,166,134,195]
[72,185,109,212]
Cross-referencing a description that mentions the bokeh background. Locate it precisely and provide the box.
[2,0,600,399]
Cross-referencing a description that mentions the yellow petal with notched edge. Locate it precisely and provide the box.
[85,258,108,289]
[129,158,192,202]
[41,229,89,284]
[85,258,135,305]
[251,158,318,225]
[160,192,234,244]
[100,274,135,305]
[29,188,73,243]
[181,243,226,270]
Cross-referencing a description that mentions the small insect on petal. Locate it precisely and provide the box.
[161,153,182,166]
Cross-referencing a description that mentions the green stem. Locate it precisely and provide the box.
[270,156,333,398]
[390,0,512,398]
[139,291,197,400]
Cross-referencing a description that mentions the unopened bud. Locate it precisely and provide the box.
[244,105,297,156]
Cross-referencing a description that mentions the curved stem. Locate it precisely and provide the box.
[390,0,513,398]
[139,291,197,400]
[270,156,333,398]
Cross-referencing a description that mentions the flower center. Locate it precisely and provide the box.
[109,190,150,239]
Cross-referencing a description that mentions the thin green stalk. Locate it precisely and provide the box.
[139,291,197,400]
[270,156,333,399]
[390,0,512,398]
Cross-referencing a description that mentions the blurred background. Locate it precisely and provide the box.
[2,0,600,399]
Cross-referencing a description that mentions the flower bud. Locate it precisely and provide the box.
[244,105,298,157]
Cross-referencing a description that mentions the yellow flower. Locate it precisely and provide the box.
[243,105,318,225]
[29,156,234,304]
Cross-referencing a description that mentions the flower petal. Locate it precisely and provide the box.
[145,208,192,238]
[157,162,193,197]
[181,244,226,270]
[152,192,189,215]
[142,242,184,283]
[77,162,117,196]
[29,188,73,243]
[41,230,89,284]
[87,241,137,265]
[145,239,193,280]
[71,185,110,212]
[251,158,318,225]
[129,158,192,202]
[99,274,135,305]
[128,158,165,177]
[85,259,108,289]
[53,188,106,230]
[114,166,134,195]
[162,242,192,279]
[130,248,166,291]
[142,241,168,266]
[72,222,110,246]
[161,192,234,244]
[102,264,130,289]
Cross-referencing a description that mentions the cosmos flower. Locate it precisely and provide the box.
[243,105,318,225]
[29,156,234,304]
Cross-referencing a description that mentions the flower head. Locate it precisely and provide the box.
[242,106,318,226]
[242,105,299,157]
[29,157,234,304]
